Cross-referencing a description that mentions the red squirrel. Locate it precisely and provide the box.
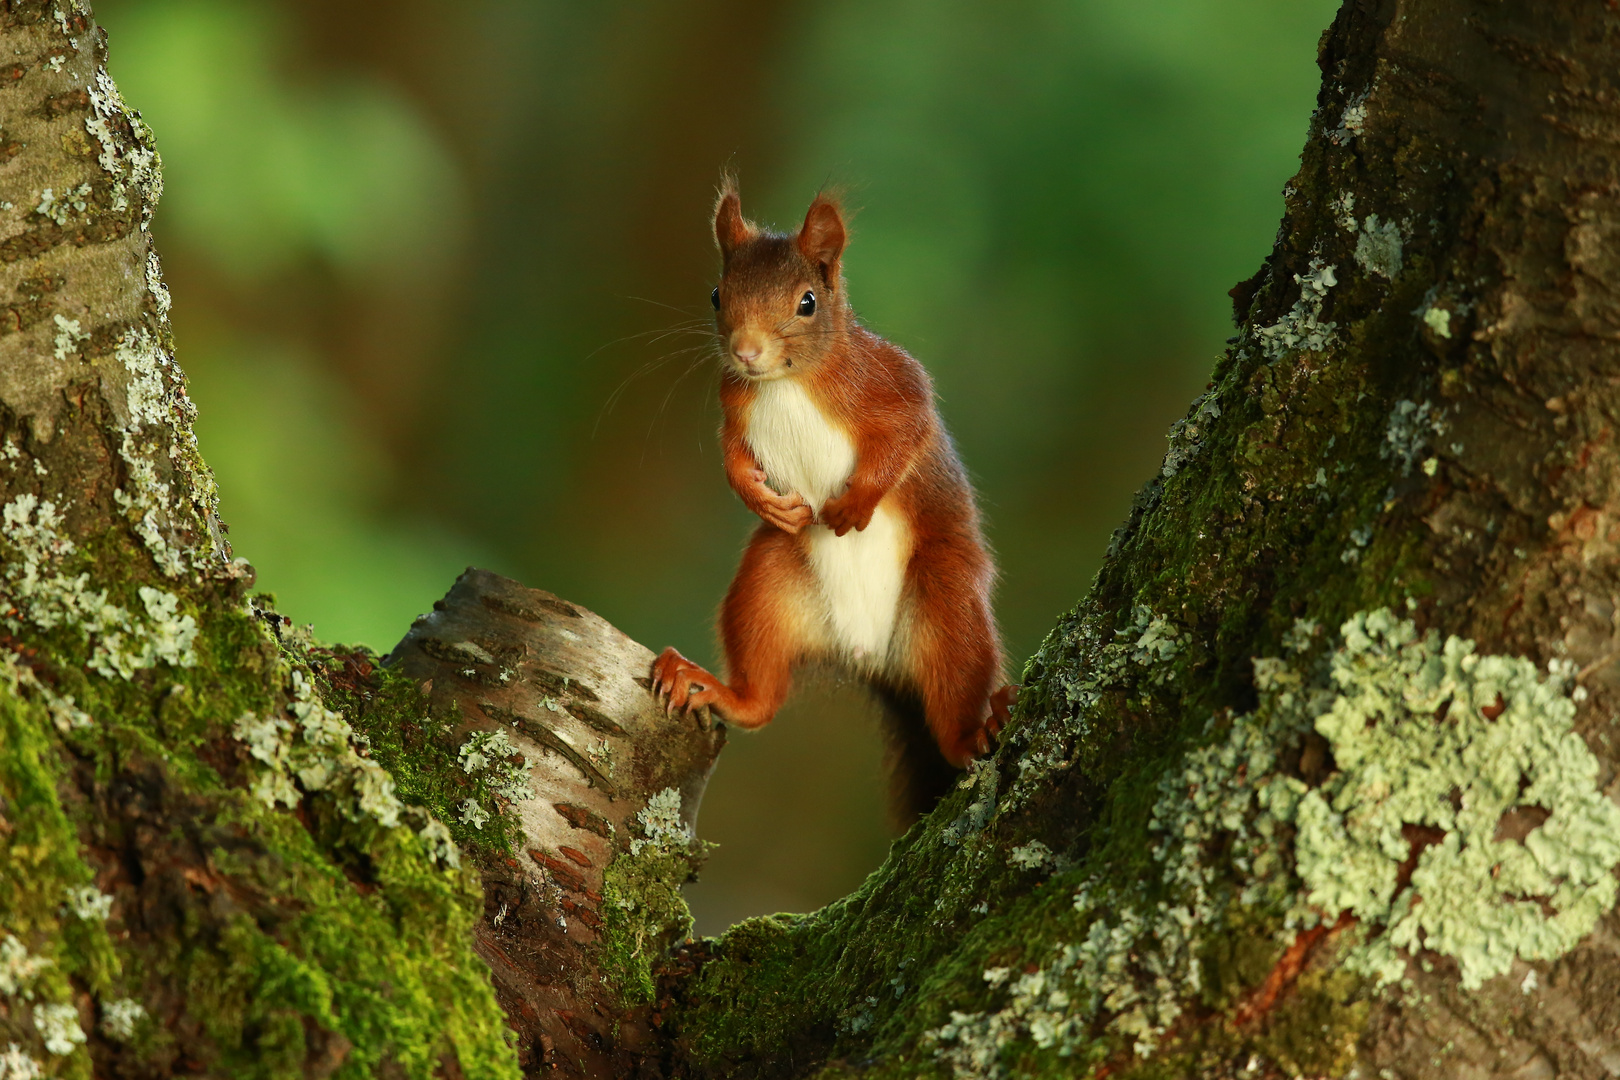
[651,179,1015,822]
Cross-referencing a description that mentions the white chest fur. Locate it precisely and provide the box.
[745,379,912,663]
[744,379,855,514]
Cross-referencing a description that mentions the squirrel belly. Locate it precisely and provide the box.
[746,378,913,669]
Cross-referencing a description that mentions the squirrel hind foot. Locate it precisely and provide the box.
[650,647,720,715]
[986,683,1018,737]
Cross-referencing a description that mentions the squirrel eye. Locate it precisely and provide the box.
[711,286,720,311]
[797,290,816,317]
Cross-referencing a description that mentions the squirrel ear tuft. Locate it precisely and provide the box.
[714,178,751,259]
[797,196,847,285]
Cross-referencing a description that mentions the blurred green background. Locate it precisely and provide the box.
[97,0,1337,933]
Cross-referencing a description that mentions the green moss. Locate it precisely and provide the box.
[602,846,699,1006]
[666,911,827,1064]
[0,682,104,1080]
[316,654,526,859]
[1197,906,1289,1014]
[0,586,520,1078]
[1251,958,1366,1078]
[598,787,711,1006]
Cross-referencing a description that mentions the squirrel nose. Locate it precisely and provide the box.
[729,332,764,364]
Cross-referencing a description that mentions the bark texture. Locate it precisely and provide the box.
[5,1,1620,1080]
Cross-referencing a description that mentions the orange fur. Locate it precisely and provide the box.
[653,180,1014,821]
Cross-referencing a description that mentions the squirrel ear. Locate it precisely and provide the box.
[714,181,751,260]
[797,196,847,285]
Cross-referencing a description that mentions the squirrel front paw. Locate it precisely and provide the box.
[742,469,814,534]
[820,482,879,536]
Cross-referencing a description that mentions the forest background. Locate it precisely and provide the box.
[93,0,1338,935]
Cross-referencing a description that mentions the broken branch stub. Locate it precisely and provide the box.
[386,568,724,1077]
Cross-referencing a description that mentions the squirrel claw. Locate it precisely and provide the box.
[986,684,1018,738]
[651,647,720,718]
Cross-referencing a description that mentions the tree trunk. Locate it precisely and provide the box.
[4,1,1620,1079]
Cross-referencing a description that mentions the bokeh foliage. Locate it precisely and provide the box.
[96,0,1336,932]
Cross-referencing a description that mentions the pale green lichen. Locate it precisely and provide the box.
[86,67,162,221]
[33,184,88,228]
[586,734,616,778]
[1333,190,1357,231]
[112,327,196,577]
[62,885,111,922]
[0,492,201,677]
[0,1044,42,1080]
[144,253,171,316]
[49,315,87,361]
[457,798,490,829]
[602,787,708,1004]
[1353,214,1403,279]
[231,667,467,866]
[1256,256,1338,359]
[92,586,198,678]
[416,818,461,870]
[630,785,686,855]
[1383,399,1445,477]
[233,711,298,806]
[456,728,532,803]
[117,328,170,430]
[1282,617,1319,654]
[99,998,146,1041]
[1296,608,1620,990]
[928,956,1093,1078]
[1422,305,1452,339]
[942,759,999,846]
[51,5,81,50]
[31,1002,83,1056]
[1008,841,1056,871]
[0,936,52,998]
[1127,606,1183,681]
[103,315,226,574]
[1000,606,1188,815]
[1333,92,1369,144]
[1159,391,1222,479]
[38,685,90,733]
[926,609,1618,1074]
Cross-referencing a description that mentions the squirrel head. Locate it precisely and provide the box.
[711,177,850,381]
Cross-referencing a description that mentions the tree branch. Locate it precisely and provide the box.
[384,569,723,1076]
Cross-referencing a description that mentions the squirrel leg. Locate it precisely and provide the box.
[652,525,818,729]
[903,537,1005,768]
